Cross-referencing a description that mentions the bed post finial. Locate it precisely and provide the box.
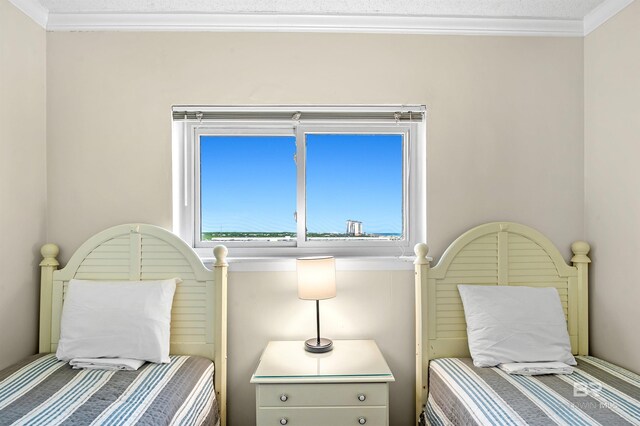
[213,245,228,267]
[571,241,591,264]
[571,241,590,356]
[414,243,429,265]
[40,243,60,267]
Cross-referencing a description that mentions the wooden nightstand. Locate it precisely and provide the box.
[250,340,395,426]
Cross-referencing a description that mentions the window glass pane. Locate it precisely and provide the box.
[305,133,403,240]
[200,135,296,241]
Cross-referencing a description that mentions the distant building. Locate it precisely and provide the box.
[346,220,363,236]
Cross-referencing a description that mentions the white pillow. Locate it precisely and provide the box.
[56,279,178,364]
[457,285,576,367]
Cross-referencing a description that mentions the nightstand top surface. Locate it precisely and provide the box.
[251,340,395,384]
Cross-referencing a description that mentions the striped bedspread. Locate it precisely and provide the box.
[422,357,640,426]
[0,354,218,426]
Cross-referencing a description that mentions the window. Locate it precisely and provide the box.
[304,133,403,242]
[173,106,426,257]
[199,133,297,242]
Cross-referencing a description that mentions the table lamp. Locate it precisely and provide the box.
[297,256,336,353]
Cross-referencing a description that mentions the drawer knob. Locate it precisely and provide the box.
[280,418,288,425]
[358,417,367,425]
[357,393,366,402]
[279,394,289,402]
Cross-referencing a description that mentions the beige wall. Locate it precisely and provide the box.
[0,0,47,369]
[45,33,586,260]
[45,32,584,424]
[585,1,640,373]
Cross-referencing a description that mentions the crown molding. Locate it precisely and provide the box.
[584,0,635,35]
[7,0,48,28]
[46,13,585,36]
[7,0,634,37]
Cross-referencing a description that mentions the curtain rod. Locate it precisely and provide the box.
[172,110,425,122]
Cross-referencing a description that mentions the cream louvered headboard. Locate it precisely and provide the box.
[414,222,591,419]
[38,223,228,426]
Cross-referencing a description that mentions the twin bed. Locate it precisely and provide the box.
[1,224,227,426]
[414,222,640,425]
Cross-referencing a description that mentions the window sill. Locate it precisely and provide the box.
[200,255,427,272]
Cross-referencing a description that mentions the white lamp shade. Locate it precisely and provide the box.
[297,257,336,300]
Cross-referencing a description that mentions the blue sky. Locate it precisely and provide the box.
[200,133,402,235]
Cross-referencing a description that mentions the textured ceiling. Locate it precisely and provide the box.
[39,0,607,20]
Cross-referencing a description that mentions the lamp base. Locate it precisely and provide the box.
[304,338,333,353]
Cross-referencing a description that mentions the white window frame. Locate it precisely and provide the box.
[172,106,426,259]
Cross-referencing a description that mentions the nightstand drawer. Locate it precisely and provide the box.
[257,383,387,407]
[257,406,387,426]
